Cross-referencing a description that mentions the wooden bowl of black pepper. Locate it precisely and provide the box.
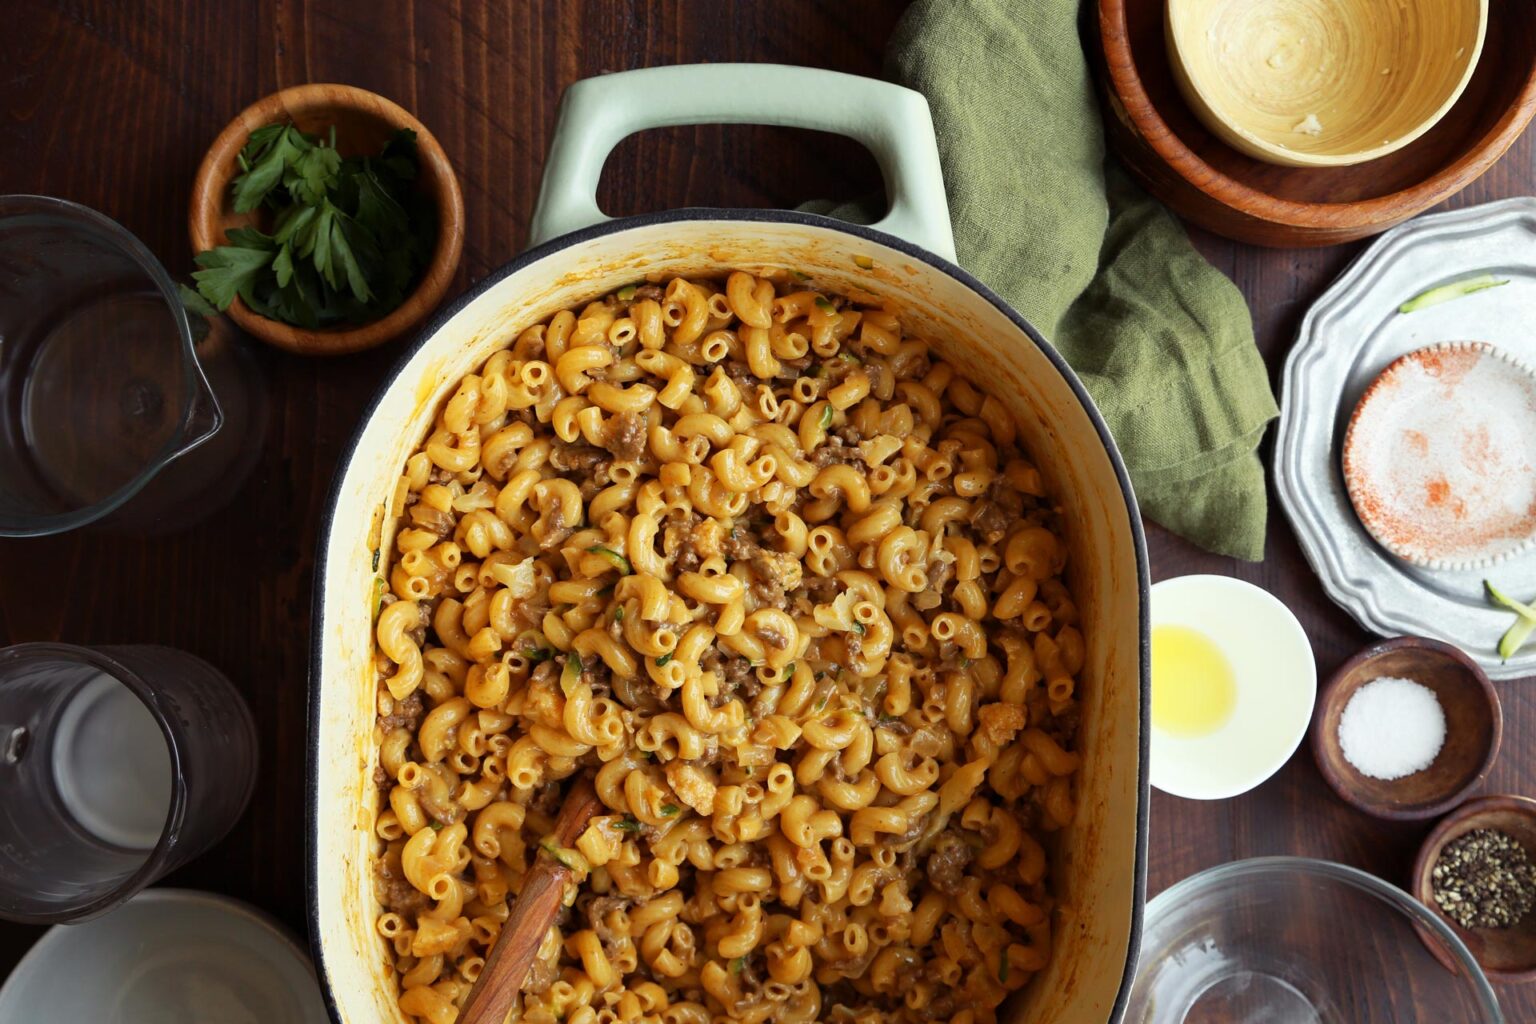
[1413,794,1536,983]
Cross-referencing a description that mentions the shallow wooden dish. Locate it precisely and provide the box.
[1413,794,1536,983]
[1310,637,1500,821]
[189,84,465,356]
[1098,0,1536,246]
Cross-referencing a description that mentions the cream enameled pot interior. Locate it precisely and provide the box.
[311,214,1147,1024]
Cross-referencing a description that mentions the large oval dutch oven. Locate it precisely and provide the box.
[309,63,1148,1024]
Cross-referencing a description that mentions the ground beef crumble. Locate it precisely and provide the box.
[701,647,761,701]
[582,893,633,943]
[378,691,425,734]
[925,828,974,895]
[811,438,864,467]
[375,848,430,918]
[606,411,648,461]
[549,441,608,474]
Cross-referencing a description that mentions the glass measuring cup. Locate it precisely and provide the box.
[0,642,258,924]
[0,196,230,535]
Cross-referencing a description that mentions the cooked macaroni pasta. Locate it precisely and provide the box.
[371,270,1084,1024]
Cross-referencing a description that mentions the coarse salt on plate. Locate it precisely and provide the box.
[1343,341,1536,570]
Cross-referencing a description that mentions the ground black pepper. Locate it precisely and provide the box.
[1431,828,1536,930]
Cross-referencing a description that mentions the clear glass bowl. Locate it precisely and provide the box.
[1128,857,1502,1023]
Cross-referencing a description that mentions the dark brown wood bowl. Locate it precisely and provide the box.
[189,84,465,356]
[1413,794,1536,983]
[1096,0,1536,247]
[1310,637,1501,821]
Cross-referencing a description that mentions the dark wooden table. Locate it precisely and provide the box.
[3,0,1534,1017]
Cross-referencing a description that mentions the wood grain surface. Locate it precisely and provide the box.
[2,1,1534,1018]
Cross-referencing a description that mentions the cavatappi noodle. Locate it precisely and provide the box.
[370,270,1084,1024]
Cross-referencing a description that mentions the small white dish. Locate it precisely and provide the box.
[0,888,330,1024]
[1151,575,1317,800]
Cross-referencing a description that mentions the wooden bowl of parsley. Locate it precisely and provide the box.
[189,84,464,355]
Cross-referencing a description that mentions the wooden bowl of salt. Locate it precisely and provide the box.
[1311,636,1501,821]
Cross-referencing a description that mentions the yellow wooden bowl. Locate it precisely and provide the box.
[1166,0,1487,167]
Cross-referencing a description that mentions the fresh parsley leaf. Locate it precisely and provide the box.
[232,125,307,213]
[271,244,295,289]
[288,143,342,206]
[660,804,680,817]
[353,167,408,240]
[380,129,420,178]
[240,123,287,161]
[198,120,429,329]
[177,283,217,320]
[330,213,371,303]
[273,202,318,246]
[224,225,276,249]
[193,237,276,310]
[614,817,644,832]
[307,200,337,288]
[656,653,673,667]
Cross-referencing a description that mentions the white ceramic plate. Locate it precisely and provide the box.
[1277,197,1536,680]
[1150,575,1317,800]
[0,889,329,1024]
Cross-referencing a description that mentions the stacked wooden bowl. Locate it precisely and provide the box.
[1097,0,1536,246]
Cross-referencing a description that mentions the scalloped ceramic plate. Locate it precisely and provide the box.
[1278,198,1536,680]
[1342,341,1536,570]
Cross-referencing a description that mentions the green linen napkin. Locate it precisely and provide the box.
[814,0,1279,560]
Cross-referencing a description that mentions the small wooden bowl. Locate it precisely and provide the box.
[1413,794,1536,983]
[1097,0,1536,246]
[189,84,464,356]
[1166,0,1485,168]
[1310,637,1501,821]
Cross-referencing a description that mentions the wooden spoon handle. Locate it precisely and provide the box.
[457,777,603,1024]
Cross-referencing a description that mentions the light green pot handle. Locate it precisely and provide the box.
[528,63,956,263]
